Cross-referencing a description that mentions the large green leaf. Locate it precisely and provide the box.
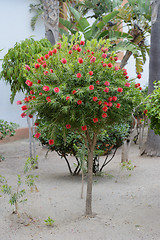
[68,6,81,22]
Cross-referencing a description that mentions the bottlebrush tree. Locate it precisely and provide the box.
[18,35,142,216]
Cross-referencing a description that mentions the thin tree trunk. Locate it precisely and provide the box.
[27,115,33,158]
[85,132,97,216]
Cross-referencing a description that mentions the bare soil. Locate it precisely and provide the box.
[0,138,160,240]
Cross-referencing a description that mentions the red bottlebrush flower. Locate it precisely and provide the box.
[77,47,82,52]
[52,48,57,54]
[90,56,96,63]
[104,87,109,93]
[37,59,41,63]
[35,63,40,69]
[87,49,90,53]
[49,139,54,145]
[114,57,118,61]
[89,85,94,90]
[34,132,41,139]
[102,106,108,112]
[16,100,22,105]
[72,45,77,50]
[103,63,107,67]
[112,96,117,101]
[108,97,112,101]
[108,102,112,107]
[32,96,36,100]
[57,42,61,49]
[125,82,130,87]
[108,63,113,68]
[117,88,123,92]
[66,124,71,129]
[137,74,141,79]
[81,125,87,131]
[125,76,129,79]
[40,56,44,61]
[80,40,85,45]
[37,80,41,84]
[66,96,70,100]
[44,71,48,75]
[35,122,39,126]
[89,71,93,76]
[29,114,33,118]
[104,81,110,86]
[21,105,28,111]
[72,90,76,94]
[25,80,33,87]
[68,50,72,54]
[137,83,141,87]
[46,96,51,102]
[102,53,107,58]
[116,103,121,108]
[50,69,53,73]
[54,87,59,93]
[43,86,50,91]
[77,73,82,78]
[103,101,108,105]
[93,96,98,102]
[93,118,98,123]
[39,93,43,96]
[91,51,94,55]
[45,54,49,59]
[48,50,53,56]
[30,90,34,95]
[24,97,29,102]
[21,112,26,118]
[78,58,83,64]
[77,100,82,105]
[96,80,100,84]
[144,109,148,114]
[115,66,119,71]
[25,65,30,71]
[139,87,142,90]
[110,56,113,60]
[123,71,127,76]
[98,101,102,105]
[83,51,86,54]
[42,63,47,68]
[102,113,107,118]
[61,58,67,64]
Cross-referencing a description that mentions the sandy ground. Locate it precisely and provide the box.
[0,138,160,240]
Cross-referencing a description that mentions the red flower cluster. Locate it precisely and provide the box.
[78,58,83,64]
[104,81,110,86]
[21,105,27,111]
[49,139,54,145]
[77,73,82,78]
[66,124,71,129]
[89,85,94,90]
[34,132,41,138]
[25,80,33,87]
[104,87,109,93]
[82,125,87,131]
[61,58,67,64]
[93,96,98,102]
[77,100,82,105]
[89,71,93,76]
[117,88,123,92]
[43,86,50,91]
[54,87,59,93]
[93,118,98,123]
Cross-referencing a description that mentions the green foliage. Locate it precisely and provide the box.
[0,38,52,103]
[24,155,39,173]
[19,36,142,138]
[145,81,160,135]
[44,216,55,226]
[0,119,19,140]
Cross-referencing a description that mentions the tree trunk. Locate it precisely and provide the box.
[41,0,59,45]
[143,0,160,156]
[85,133,97,216]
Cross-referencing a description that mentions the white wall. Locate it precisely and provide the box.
[0,0,45,127]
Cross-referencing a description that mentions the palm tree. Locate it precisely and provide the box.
[142,0,160,156]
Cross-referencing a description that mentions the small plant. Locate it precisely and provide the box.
[121,160,135,171]
[24,156,39,192]
[44,216,55,226]
[1,175,27,214]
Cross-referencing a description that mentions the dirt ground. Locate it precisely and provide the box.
[0,138,160,240]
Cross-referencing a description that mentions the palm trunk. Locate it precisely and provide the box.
[143,1,160,156]
[41,0,59,45]
[120,50,132,69]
